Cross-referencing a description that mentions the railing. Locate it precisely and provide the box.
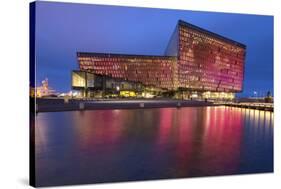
[223,102,274,111]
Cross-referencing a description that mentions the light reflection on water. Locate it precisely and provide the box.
[35,106,273,186]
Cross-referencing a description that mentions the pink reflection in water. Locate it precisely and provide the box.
[72,110,127,152]
[157,108,174,145]
[35,106,273,186]
[200,107,243,175]
[154,106,244,176]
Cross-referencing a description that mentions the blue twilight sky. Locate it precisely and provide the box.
[34,1,273,97]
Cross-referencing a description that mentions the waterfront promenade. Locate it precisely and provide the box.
[224,102,273,112]
[35,98,216,112]
[33,98,274,112]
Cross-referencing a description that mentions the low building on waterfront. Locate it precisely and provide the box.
[31,78,57,97]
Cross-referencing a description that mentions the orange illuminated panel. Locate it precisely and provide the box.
[78,53,177,90]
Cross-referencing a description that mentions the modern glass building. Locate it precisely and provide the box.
[73,20,246,99]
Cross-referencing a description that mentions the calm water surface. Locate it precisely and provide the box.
[35,106,273,186]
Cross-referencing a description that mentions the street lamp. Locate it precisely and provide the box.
[253,91,257,98]
[116,86,120,98]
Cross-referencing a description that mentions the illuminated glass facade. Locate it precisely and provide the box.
[78,54,177,90]
[176,20,246,93]
[77,20,246,97]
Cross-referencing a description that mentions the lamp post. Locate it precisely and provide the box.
[253,91,257,98]
[116,86,120,98]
